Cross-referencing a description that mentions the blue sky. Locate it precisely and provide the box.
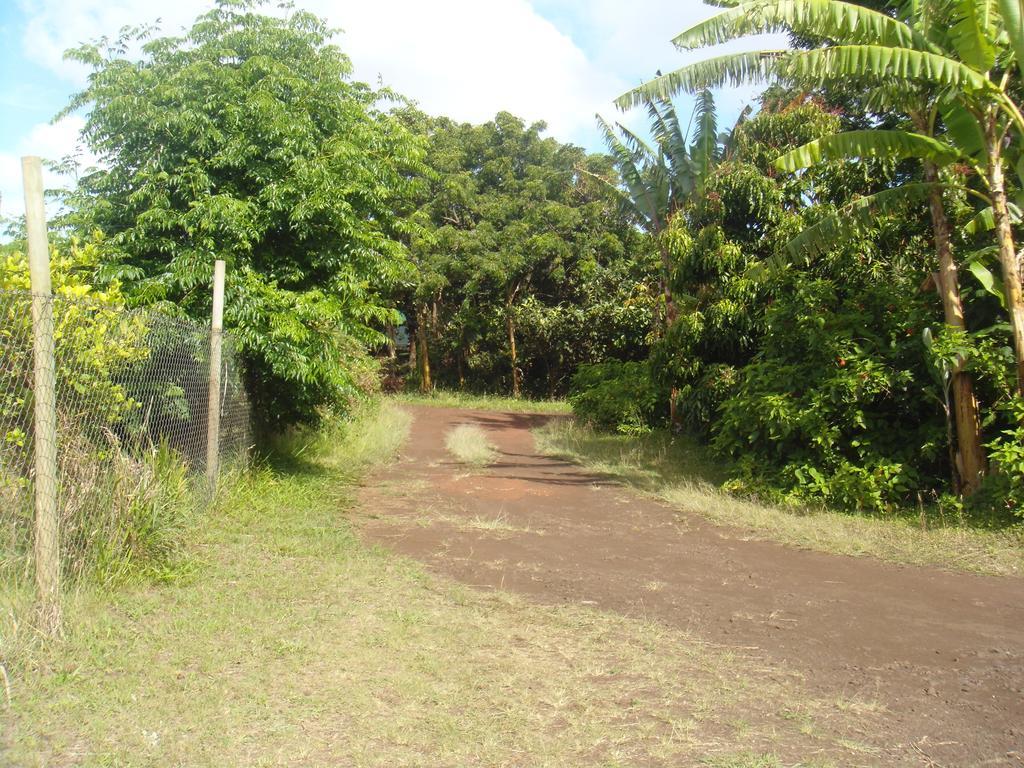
[0,0,781,221]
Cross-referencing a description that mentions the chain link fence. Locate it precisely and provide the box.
[0,288,251,610]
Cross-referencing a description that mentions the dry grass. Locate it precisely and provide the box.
[444,423,499,467]
[534,419,1024,577]
[1,400,887,766]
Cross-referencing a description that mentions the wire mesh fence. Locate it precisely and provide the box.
[0,288,251,602]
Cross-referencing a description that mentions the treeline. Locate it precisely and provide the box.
[39,1,655,425]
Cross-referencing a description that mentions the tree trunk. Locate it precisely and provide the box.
[987,134,1024,398]
[416,305,432,394]
[658,242,677,327]
[923,161,986,493]
[384,322,397,360]
[507,308,521,399]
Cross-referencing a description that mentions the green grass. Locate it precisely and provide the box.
[534,419,1024,577]
[444,423,499,467]
[394,389,570,414]
[0,400,887,766]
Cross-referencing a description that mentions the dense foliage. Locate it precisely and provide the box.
[578,0,1024,518]
[568,361,663,433]
[62,2,422,427]
[395,112,656,398]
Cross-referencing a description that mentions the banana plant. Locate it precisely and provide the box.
[594,91,725,326]
[616,0,1024,402]
[596,92,732,426]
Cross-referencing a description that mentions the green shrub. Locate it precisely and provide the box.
[568,361,663,433]
[966,398,1024,520]
[1,240,203,584]
[711,277,939,512]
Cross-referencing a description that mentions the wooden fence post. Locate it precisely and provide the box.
[206,259,225,487]
[22,156,60,636]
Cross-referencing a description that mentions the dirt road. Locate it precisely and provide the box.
[358,406,1024,766]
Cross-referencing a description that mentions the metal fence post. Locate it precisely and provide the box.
[22,156,60,636]
[206,259,225,487]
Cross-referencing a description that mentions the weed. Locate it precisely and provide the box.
[444,423,498,467]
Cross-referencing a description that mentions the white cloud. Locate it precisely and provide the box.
[0,115,96,221]
[19,0,616,141]
[18,0,210,85]
[315,0,616,140]
[5,0,786,222]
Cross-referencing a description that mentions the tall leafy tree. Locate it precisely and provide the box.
[397,113,652,398]
[597,94,745,422]
[61,1,423,426]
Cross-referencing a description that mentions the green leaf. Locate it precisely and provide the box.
[784,182,943,259]
[672,0,917,51]
[690,89,719,189]
[775,130,961,172]
[996,0,1024,78]
[787,45,993,92]
[963,202,1022,233]
[950,0,998,71]
[616,51,788,109]
[966,254,1007,306]
[940,100,986,157]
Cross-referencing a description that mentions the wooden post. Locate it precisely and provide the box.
[206,260,225,487]
[22,156,60,636]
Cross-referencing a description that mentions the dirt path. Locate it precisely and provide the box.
[358,406,1024,766]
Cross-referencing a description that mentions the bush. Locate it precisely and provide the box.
[568,361,663,433]
[967,397,1024,521]
[711,276,939,512]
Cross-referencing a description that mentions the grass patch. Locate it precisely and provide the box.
[1,400,884,766]
[444,423,498,467]
[395,389,570,414]
[534,419,1024,577]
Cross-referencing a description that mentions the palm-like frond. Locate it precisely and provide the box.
[995,0,1024,77]
[595,114,669,231]
[672,0,918,51]
[940,100,986,157]
[949,0,999,71]
[614,121,659,164]
[690,90,720,188]
[775,130,962,172]
[615,51,788,109]
[647,99,689,171]
[723,105,753,160]
[786,45,991,91]
[963,202,1023,234]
